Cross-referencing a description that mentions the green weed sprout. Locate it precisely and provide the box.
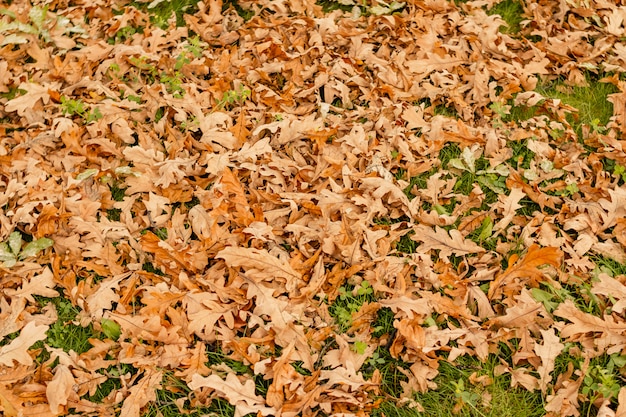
[0,231,53,267]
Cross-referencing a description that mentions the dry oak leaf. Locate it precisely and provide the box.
[189,373,276,417]
[545,377,584,417]
[120,369,163,417]
[535,328,565,393]
[46,364,76,415]
[591,273,626,314]
[488,245,562,300]
[616,387,626,416]
[553,300,626,353]
[4,82,55,116]
[411,225,485,258]
[216,246,301,283]
[0,321,48,367]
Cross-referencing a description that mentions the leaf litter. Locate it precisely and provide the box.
[1,0,626,416]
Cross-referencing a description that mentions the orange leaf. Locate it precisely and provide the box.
[488,245,562,300]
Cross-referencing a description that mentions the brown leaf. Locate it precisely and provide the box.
[46,365,76,414]
[0,321,48,367]
[488,245,562,300]
[217,246,301,283]
[411,225,485,258]
[535,328,564,393]
[189,372,276,417]
[120,369,162,417]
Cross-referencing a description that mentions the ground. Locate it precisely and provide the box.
[1,0,626,416]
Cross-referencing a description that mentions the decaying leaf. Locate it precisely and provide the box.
[488,245,562,300]
[189,373,276,417]
[2,0,626,415]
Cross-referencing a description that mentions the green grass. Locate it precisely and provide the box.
[328,281,376,333]
[487,0,525,34]
[411,355,544,417]
[506,73,617,139]
[35,296,99,357]
[143,372,236,417]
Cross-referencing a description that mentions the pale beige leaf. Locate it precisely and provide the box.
[535,328,564,393]
[411,225,485,258]
[592,273,626,314]
[120,370,162,417]
[0,321,48,367]
[46,365,75,414]
[189,372,276,417]
[4,82,52,116]
[216,246,301,282]
[493,187,525,233]
[545,378,582,417]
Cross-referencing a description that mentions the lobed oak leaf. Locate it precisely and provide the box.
[216,246,301,283]
[189,372,276,417]
[553,300,626,351]
[545,377,583,417]
[85,273,127,319]
[46,364,76,414]
[120,369,162,417]
[488,245,562,300]
[4,82,53,116]
[0,321,48,366]
[510,367,540,391]
[411,225,485,258]
[591,273,626,314]
[535,328,564,393]
[492,187,525,234]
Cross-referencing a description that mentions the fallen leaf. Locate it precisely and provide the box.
[488,245,562,300]
[189,372,276,417]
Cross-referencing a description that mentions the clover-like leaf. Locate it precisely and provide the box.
[0,242,16,265]
[8,231,22,255]
[101,318,121,340]
[19,237,53,260]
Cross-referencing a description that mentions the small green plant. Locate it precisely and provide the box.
[107,24,143,44]
[215,85,252,111]
[487,0,525,34]
[448,147,509,196]
[452,378,484,416]
[160,71,185,98]
[582,354,626,407]
[0,5,83,46]
[141,0,200,28]
[60,96,103,123]
[0,231,53,267]
[329,281,375,332]
[317,0,405,15]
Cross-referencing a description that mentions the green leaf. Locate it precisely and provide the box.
[28,6,48,30]
[477,216,493,241]
[76,169,99,181]
[8,231,22,254]
[448,158,468,171]
[19,237,53,260]
[530,288,558,312]
[460,147,476,173]
[352,340,367,355]
[0,242,16,263]
[101,318,121,340]
[0,33,31,45]
[114,166,139,176]
[0,21,38,35]
[0,8,17,18]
